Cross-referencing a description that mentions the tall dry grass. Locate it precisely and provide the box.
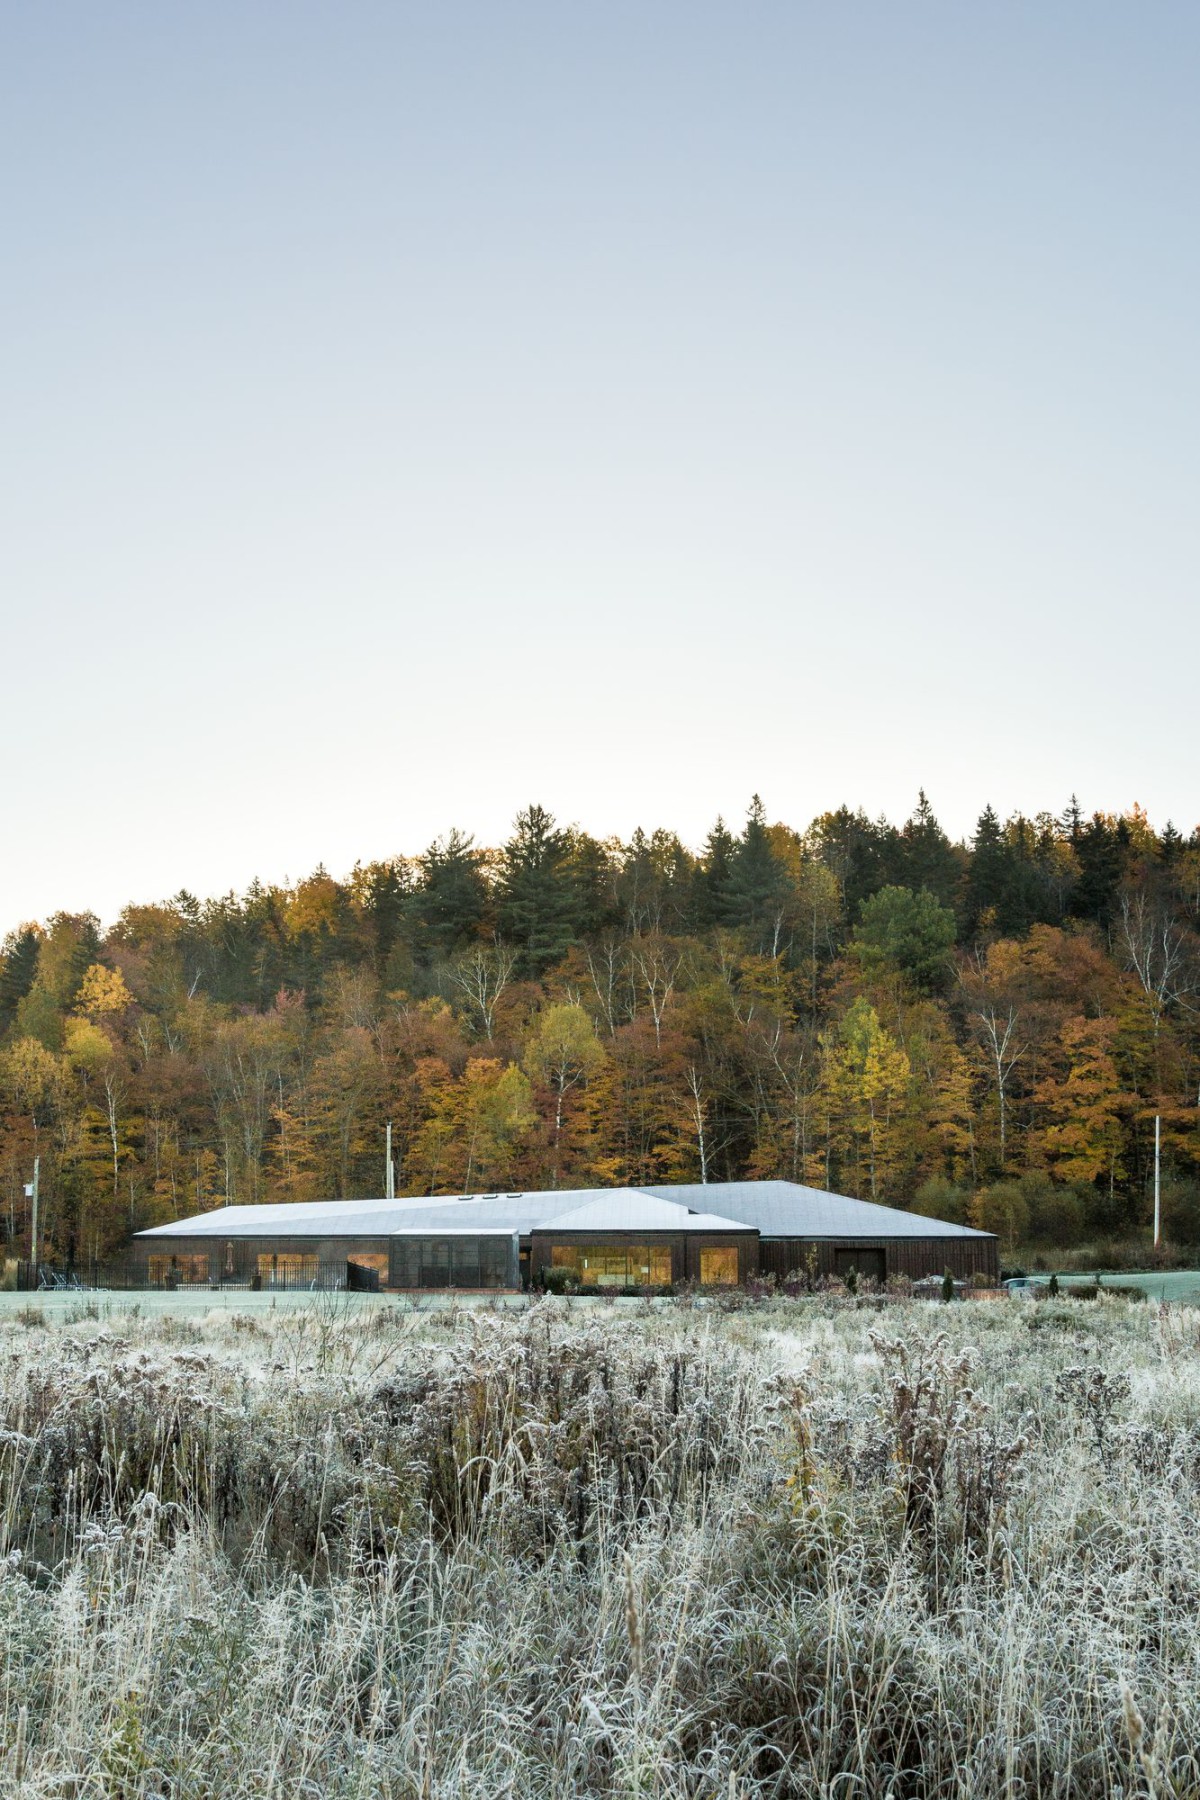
[0,1290,1196,1796]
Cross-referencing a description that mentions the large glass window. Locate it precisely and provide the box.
[550,1243,672,1287]
[479,1239,508,1287]
[393,1240,420,1287]
[148,1254,210,1287]
[452,1245,481,1289]
[257,1252,319,1288]
[628,1245,672,1285]
[391,1237,512,1289]
[424,1240,451,1288]
[699,1246,739,1286]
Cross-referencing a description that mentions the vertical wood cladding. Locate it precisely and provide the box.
[757,1235,999,1283]
[137,1225,997,1290]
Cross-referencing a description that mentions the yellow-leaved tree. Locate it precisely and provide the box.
[523,1003,605,1187]
[814,998,913,1202]
[1034,1017,1131,1190]
[74,964,134,1018]
[411,1058,535,1194]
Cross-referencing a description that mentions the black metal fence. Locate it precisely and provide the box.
[15,1259,369,1294]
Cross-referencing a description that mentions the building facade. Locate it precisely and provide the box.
[135,1180,998,1290]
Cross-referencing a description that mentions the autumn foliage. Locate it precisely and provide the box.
[1,794,1198,1268]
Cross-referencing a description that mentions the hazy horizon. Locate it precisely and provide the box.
[4,3,1197,931]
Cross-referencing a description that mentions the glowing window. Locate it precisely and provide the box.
[550,1243,672,1287]
[699,1246,739,1286]
[148,1254,209,1286]
[256,1252,319,1287]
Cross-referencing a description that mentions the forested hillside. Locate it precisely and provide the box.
[2,794,1198,1268]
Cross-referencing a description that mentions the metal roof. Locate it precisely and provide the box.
[387,1227,516,1238]
[137,1188,642,1240]
[136,1179,993,1243]
[135,1199,453,1239]
[642,1181,995,1240]
[538,1195,750,1234]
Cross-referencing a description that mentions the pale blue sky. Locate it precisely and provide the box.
[3,3,1197,929]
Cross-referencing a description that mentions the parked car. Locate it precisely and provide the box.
[1003,1276,1038,1298]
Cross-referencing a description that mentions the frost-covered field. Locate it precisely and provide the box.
[0,1292,1197,1798]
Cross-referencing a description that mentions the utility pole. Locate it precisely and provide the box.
[25,1157,40,1287]
[1153,1113,1161,1250]
[385,1120,395,1200]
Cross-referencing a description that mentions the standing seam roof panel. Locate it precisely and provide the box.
[641,1182,995,1240]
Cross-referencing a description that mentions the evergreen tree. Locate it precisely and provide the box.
[999,814,1052,933]
[1160,821,1184,865]
[359,860,411,969]
[498,805,578,975]
[965,806,1013,938]
[852,885,957,994]
[691,817,736,929]
[0,926,41,1034]
[564,830,617,938]
[897,791,961,909]
[655,831,697,932]
[618,828,659,934]
[416,830,488,960]
[1060,794,1084,845]
[1031,813,1076,921]
[1071,814,1130,926]
[621,828,696,934]
[809,807,901,919]
[196,890,269,1005]
[723,796,792,951]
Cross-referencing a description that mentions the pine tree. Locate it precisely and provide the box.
[809,807,901,919]
[965,806,1013,938]
[1060,794,1084,845]
[692,817,736,929]
[498,806,578,975]
[897,791,961,909]
[1071,814,1129,926]
[416,830,488,960]
[1160,821,1184,865]
[852,885,957,994]
[359,860,411,969]
[723,797,792,952]
[0,926,42,1034]
[563,830,617,938]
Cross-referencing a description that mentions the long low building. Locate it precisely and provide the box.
[134,1180,998,1290]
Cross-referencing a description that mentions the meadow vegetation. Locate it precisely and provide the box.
[0,1290,1196,1796]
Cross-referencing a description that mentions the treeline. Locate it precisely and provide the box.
[1,794,1198,1266]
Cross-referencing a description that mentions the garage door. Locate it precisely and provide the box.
[835,1248,886,1284]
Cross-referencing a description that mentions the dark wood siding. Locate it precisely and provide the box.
[758,1235,999,1283]
[682,1235,757,1285]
